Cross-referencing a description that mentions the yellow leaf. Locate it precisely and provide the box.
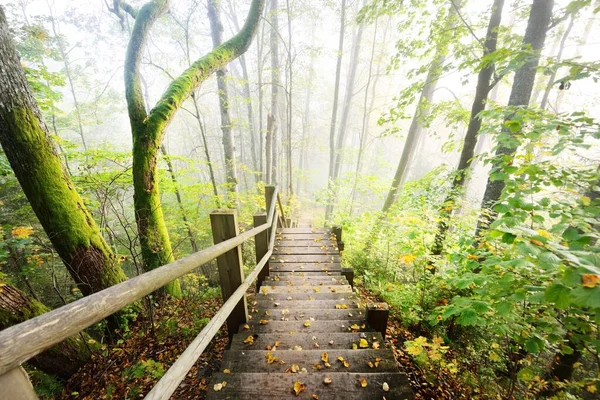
[586,384,597,393]
[11,226,33,239]
[259,319,269,325]
[399,254,416,264]
[321,352,329,363]
[292,381,306,396]
[323,377,332,385]
[343,360,350,368]
[582,274,600,288]
[358,378,367,387]
[372,342,380,349]
[581,196,591,206]
[489,351,500,362]
[359,338,368,348]
[304,321,311,327]
[266,352,278,364]
[350,324,360,331]
[243,335,254,345]
[352,343,358,350]
[223,369,230,374]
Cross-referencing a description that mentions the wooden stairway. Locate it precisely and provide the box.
[207,228,413,399]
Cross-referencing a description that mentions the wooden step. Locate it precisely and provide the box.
[254,299,363,309]
[276,240,337,247]
[263,277,348,286]
[258,285,353,295]
[258,292,358,301]
[268,271,342,277]
[240,320,369,334]
[277,228,330,234]
[269,264,341,272]
[277,234,333,241]
[206,372,413,399]
[220,349,397,373]
[273,247,339,255]
[249,308,366,321]
[230,332,384,351]
[270,255,341,263]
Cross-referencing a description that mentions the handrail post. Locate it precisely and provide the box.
[210,209,248,341]
[253,212,269,292]
[0,367,38,400]
[265,185,277,230]
[332,225,344,251]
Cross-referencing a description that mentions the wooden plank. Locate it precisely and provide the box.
[270,255,341,263]
[267,271,342,277]
[230,332,383,350]
[276,240,337,247]
[254,299,363,310]
[206,372,413,399]
[240,320,369,334]
[269,264,342,273]
[273,247,338,255]
[277,228,329,234]
[257,285,353,294]
[261,278,349,286]
[277,234,332,240]
[210,210,248,340]
[254,213,270,292]
[264,275,347,282]
[249,308,366,321]
[220,349,397,373]
[0,367,38,400]
[257,292,358,301]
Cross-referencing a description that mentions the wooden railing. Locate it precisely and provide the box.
[0,185,284,400]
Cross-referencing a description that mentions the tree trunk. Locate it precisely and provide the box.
[476,0,554,237]
[381,1,459,214]
[298,30,316,197]
[285,0,293,196]
[45,0,88,153]
[123,0,265,297]
[325,0,347,222]
[268,0,280,185]
[0,281,91,380]
[208,0,238,206]
[429,0,505,260]
[0,6,128,298]
[327,8,366,218]
[540,13,575,110]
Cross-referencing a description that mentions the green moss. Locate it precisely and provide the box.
[4,107,127,296]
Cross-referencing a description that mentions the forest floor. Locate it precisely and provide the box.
[50,283,462,399]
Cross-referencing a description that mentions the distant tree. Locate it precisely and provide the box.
[109,0,265,296]
[266,0,279,185]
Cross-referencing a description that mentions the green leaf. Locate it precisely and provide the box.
[456,308,478,326]
[571,287,600,309]
[545,284,571,309]
[524,336,544,354]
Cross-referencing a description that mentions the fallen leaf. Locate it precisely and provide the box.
[292,381,306,396]
[359,338,368,348]
[372,342,380,349]
[382,382,390,392]
[322,352,329,363]
[304,321,311,327]
[266,352,278,364]
[259,319,270,325]
[312,395,319,399]
[223,369,230,374]
[243,335,254,345]
[358,378,367,387]
[323,377,332,385]
[213,383,223,391]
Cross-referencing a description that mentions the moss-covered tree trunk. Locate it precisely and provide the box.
[0,6,128,298]
[0,282,91,380]
[121,0,265,295]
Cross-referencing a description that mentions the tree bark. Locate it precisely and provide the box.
[122,0,265,296]
[0,281,91,380]
[208,0,238,206]
[381,1,459,214]
[268,0,280,185]
[325,0,346,222]
[430,0,505,260]
[0,6,128,298]
[476,0,554,237]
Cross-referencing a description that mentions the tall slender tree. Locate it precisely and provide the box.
[430,0,505,260]
[208,0,238,205]
[267,0,280,185]
[380,1,460,214]
[325,0,347,222]
[476,0,554,237]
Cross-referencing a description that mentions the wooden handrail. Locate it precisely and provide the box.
[0,187,280,378]
[145,208,279,399]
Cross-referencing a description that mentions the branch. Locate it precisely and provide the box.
[106,0,139,29]
[145,0,266,141]
[450,0,483,46]
[124,0,169,129]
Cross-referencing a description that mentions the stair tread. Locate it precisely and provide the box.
[254,299,363,309]
[220,349,398,373]
[206,372,412,399]
[230,332,384,350]
[257,285,353,294]
[249,308,366,320]
[241,319,370,333]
